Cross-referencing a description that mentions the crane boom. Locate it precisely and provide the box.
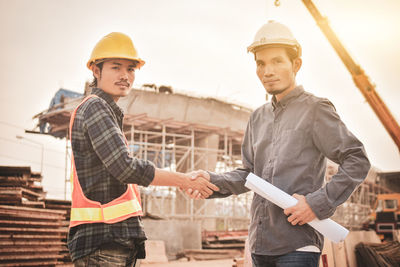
[295,0,400,151]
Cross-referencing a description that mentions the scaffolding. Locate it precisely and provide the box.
[123,115,252,230]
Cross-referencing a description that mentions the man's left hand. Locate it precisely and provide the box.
[283,194,316,226]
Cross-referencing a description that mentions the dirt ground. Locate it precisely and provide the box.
[140,258,235,267]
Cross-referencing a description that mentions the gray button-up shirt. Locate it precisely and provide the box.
[209,85,370,255]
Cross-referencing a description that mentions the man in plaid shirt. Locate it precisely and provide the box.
[68,32,218,267]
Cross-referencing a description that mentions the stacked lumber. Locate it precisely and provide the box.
[181,230,247,261]
[183,249,243,261]
[355,241,400,267]
[0,166,46,208]
[0,205,69,266]
[202,230,247,249]
[45,199,71,222]
[0,166,72,266]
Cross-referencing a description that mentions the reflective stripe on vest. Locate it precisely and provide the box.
[69,95,142,228]
[70,197,142,222]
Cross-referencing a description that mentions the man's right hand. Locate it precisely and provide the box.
[184,170,214,199]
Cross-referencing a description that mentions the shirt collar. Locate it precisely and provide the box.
[91,88,124,118]
[271,85,304,110]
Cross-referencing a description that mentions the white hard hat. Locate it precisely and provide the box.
[247,20,301,57]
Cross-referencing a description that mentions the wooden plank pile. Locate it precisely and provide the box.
[0,166,72,266]
[45,199,71,223]
[355,241,400,267]
[202,230,248,249]
[182,230,247,261]
[183,249,243,261]
[0,166,46,208]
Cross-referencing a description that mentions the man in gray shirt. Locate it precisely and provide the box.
[190,21,370,267]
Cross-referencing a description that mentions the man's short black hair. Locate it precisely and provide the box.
[89,62,104,88]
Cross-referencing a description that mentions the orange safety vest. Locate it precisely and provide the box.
[69,95,143,228]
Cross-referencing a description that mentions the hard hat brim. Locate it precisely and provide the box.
[247,43,301,58]
[87,57,145,70]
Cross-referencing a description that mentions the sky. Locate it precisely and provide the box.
[0,0,399,199]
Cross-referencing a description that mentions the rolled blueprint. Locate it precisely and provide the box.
[244,173,349,243]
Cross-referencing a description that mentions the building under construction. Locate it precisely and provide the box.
[35,83,394,232]
[0,84,398,266]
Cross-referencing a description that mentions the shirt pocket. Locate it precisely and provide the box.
[277,129,306,161]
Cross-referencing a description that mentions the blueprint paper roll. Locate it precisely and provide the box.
[244,173,349,243]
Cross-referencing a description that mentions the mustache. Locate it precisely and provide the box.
[263,79,279,83]
[115,80,130,87]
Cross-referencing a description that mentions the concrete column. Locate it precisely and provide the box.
[194,133,220,230]
[195,133,219,171]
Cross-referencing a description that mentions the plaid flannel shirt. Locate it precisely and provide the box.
[67,88,155,261]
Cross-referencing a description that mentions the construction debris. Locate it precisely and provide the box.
[0,166,72,266]
[355,242,400,267]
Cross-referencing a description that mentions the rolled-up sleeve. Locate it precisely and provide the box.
[83,99,155,186]
[209,117,254,198]
[306,99,371,219]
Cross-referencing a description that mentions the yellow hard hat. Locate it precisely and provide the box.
[87,32,145,69]
[247,20,301,57]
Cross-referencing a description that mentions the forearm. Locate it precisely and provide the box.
[208,168,250,198]
[306,151,370,219]
[107,153,156,186]
[151,168,187,188]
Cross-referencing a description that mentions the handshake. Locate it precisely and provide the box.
[153,169,218,199]
[181,170,218,199]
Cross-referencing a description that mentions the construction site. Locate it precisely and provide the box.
[1,0,400,267]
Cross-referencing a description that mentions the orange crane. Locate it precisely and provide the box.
[275,0,400,151]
